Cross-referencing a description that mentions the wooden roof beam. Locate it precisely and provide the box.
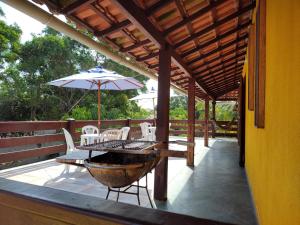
[201,66,243,82]
[94,20,131,37]
[111,0,213,98]
[171,72,185,77]
[148,63,159,69]
[145,0,174,16]
[111,0,164,47]
[163,0,225,36]
[120,39,151,52]
[172,2,255,47]
[137,52,159,61]
[188,34,248,66]
[214,87,240,98]
[196,63,244,80]
[192,43,247,74]
[194,52,246,78]
[207,74,241,86]
[210,81,240,93]
[62,0,96,14]
[173,76,188,83]
[199,57,245,79]
[181,21,251,58]
[207,73,241,88]
[211,84,240,96]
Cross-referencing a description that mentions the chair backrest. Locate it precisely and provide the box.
[62,128,76,153]
[120,127,130,140]
[82,125,99,135]
[140,122,152,138]
[101,129,122,142]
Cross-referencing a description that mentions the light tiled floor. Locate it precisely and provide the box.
[0,137,257,225]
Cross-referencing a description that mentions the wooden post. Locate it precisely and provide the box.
[126,118,131,140]
[238,76,246,167]
[187,79,195,166]
[154,44,171,201]
[211,100,216,138]
[204,98,209,147]
[67,118,76,140]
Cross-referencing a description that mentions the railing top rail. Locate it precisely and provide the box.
[0,121,68,133]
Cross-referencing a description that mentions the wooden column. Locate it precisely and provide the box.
[212,100,216,120]
[238,76,246,167]
[211,100,216,138]
[204,98,209,147]
[154,45,171,201]
[67,118,76,139]
[187,79,195,166]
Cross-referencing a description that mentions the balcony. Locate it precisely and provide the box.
[0,120,256,225]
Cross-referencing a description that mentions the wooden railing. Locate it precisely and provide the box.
[0,119,237,166]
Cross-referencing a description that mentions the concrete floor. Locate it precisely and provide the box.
[0,137,257,225]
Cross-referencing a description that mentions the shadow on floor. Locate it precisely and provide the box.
[155,138,258,225]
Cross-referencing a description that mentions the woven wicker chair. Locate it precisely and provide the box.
[101,129,122,142]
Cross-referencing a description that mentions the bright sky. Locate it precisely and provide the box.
[0,1,178,109]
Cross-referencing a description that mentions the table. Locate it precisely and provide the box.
[80,133,102,146]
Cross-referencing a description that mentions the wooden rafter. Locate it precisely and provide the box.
[145,0,174,16]
[62,0,95,14]
[212,84,240,96]
[111,0,213,97]
[199,57,245,80]
[188,34,248,66]
[181,20,251,58]
[94,20,131,37]
[192,43,247,74]
[201,66,243,82]
[173,2,255,48]
[196,62,244,80]
[194,51,246,78]
[120,40,151,52]
[137,52,159,61]
[163,0,225,36]
[211,82,240,93]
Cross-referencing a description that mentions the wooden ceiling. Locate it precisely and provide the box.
[36,0,255,100]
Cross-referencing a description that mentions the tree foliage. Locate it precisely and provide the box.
[0,9,21,65]
[0,25,149,121]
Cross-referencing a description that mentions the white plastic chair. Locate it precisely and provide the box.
[139,122,152,141]
[81,125,100,145]
[82,125,99,135]
[101,129,122,142]
[60,128,101,164]
[120,127,130,140]
[62,128,77,153]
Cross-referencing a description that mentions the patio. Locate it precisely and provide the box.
[0,137,257,225]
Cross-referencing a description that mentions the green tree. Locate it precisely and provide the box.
[0,10,21,65]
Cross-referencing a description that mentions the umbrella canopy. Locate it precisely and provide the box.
[130,90,178,118]
[48,66,143,128]
[48,66,143,90]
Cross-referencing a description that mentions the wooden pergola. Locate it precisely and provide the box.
[32,0,255,200]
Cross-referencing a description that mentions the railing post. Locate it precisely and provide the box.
[67,118,76,139]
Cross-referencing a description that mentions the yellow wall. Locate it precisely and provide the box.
[244,0,300,225]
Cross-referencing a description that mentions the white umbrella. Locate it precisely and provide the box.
[48,66,143,128]
[130,89,178,118]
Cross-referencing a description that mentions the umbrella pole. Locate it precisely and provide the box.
[98,81,101,130]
